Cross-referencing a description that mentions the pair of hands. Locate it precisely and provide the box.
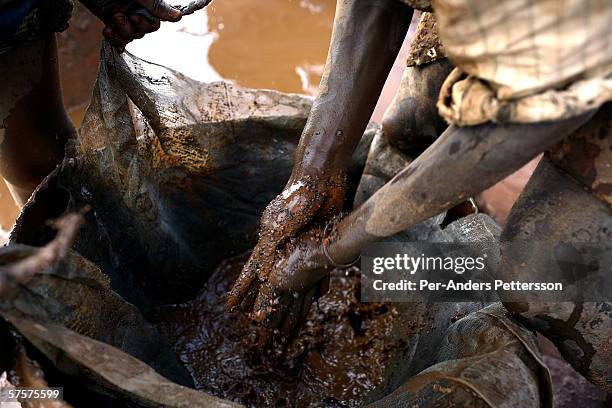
[79,0,185,52]
[79,0,347,346]
[227,172,348,346]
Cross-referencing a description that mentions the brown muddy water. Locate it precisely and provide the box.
[0,4,603,406]
[0,0,414,235]
[0,0,531,231]
[52,6,413,404]
[152,254,402,407]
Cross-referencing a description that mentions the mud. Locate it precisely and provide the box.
[152,254,403,407]
[544,355,608,408]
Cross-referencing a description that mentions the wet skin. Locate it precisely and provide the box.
[79,0,183,52]
[0,0,189,204]
[227,0,414,320]
[255,113,594,343]
[229,0,607,356]
[381,58,453,156]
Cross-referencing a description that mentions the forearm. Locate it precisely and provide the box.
[292,0,413,177]
[328,113,595,263]
[0,37,73,205]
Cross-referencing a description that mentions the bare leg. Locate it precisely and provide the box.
[0,35,75,205]
[381,58,453,157]
[357,58,472,219]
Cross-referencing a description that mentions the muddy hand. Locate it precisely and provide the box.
[251,226,332,347]
[79,0,186,52]
[227,173,346,314]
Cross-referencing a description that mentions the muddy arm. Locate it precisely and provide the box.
[328,114,595,263]
[227,0,413,314]
[291,0,413,176]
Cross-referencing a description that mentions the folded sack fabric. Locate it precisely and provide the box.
[433,0,612,125]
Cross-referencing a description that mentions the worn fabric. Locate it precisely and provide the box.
[0,244,194,387]
[367,304,553,408]
[11,42,315,307]
[0,0,72,53]
[432,0,612,125]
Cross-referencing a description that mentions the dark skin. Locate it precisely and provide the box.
[0,37,73,205]
[271,114,593,289]
[0,0,188,204]
[227,0,414,317]
[227,0,599,344]
[239,114,593,346]
[79,0,183,52]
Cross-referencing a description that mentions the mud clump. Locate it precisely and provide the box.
[152,254,400,407]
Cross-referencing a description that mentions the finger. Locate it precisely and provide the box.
[243,236,278,282]
[254,292,292,350]
[226,259,258,312]
[112,13,136,41]
[251,280,278,323]
[276,300,302,347]
[316,274,330,297]
[103,27,128,53]
[251,186,321,280]
[297,286,317,330]
[128,13,161,34]
[280,286,316,341]
[227,244,276,312]
[133,0,182,21]
[237,280,260,313]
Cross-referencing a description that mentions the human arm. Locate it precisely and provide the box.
[227,0,414,314]
[79,0,210,51]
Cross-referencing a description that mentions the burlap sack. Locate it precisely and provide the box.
[10,43,312,307]
[433,0,612,125]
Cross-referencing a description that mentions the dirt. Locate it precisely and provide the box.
[0,2,531,231]
[152,254,401,407]
[544,355,609,407]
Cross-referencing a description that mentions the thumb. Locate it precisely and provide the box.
[133,0,182,21]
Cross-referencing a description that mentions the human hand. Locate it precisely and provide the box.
[79,0,209,52]
[226,171,347,317]
[246,225,333,348]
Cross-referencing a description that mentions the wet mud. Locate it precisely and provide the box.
[152,254,401,407]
